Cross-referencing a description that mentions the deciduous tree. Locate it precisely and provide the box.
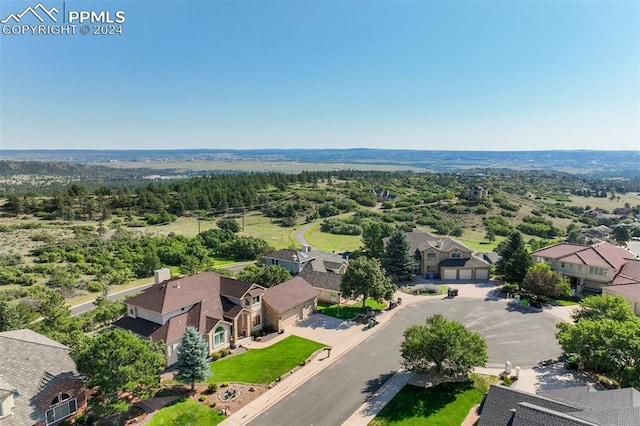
[341,257,396,308]
[174,326,212,391]
[521,263,571,298]
[237,265,291,288]
[401,314,488,377]
[74,329,165,416]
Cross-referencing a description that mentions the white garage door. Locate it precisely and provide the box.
[475,269,489,280]
[443,269,457,280]
[458,270,472,280]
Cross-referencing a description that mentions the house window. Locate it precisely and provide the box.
[589,266,605,276]
[561,263,565,268]
[427,252,436,260]
[46,393,77,425]
[253,315,261,327]
[214,326,225,347]
[252,295,261,305]
[245,298,251,306]
[127,306,136,318]
[451,252,461,259]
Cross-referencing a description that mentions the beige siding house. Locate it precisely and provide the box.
[115,272,266,366]
[392,232,491,280]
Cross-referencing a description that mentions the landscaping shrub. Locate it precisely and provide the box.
[199,395,208,402]
[208,383,218,393]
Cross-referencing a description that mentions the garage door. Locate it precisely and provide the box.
[458,270,472,280]
[280,313,298,329]
[443,269,457,280]
[475,269,489,280]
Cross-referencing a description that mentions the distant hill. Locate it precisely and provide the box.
[1,149,638,175]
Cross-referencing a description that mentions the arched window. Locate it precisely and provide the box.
[46,392,77,425]
[214,326,225,347]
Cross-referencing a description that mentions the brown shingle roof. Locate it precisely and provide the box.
[121,272,262,343]
[532,242,633,270]
[610,259,640,285]
[263,277,318,313]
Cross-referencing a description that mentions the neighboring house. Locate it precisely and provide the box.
[263,248,316,275]
[575,225,614,245]
[462,186,489,199]
[531,241,637,295]
[114,272,266,366]
[370,189,398,202]
[0,329,86,426]
[392,231,491,280]
[478,384,640,426]
[262,277,319,331]
[299,258,347,303]
[602,259,640,316]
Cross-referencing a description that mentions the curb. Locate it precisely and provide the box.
[220,301,409,425]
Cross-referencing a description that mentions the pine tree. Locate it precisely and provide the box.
[175,326,212,391]
[496,231,532,285]
[381,229,417,280]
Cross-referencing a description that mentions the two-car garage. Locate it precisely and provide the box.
[440,257,491,281]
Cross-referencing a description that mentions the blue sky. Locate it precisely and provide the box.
[0,0,638,151]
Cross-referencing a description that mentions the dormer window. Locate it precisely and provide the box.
[252,296,260,305]
[451,251,461,259]
[46,393,77,425]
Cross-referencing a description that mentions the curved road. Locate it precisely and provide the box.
[249,298,562,426]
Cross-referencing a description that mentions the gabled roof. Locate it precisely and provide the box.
[119,272,261,343]
[388,231,474,256]
[125,272,261,315]
[264,249,316,263]
[531,242,633,270]
[609,260,640,286]
[479,384,640,426]
[263,277,318,313]
[440,255,491,268]
[299,259,344,292]
[0,330,83,426]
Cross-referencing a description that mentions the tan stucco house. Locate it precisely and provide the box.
[394,232,492,280]
[115,271,266,366]
[531,242,637,293]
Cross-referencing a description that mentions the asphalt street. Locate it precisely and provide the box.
[248,298,562,426]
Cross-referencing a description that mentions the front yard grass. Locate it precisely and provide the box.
[369,374,493,426]
[209,336,325,384]
[146,399,225,426]
[318,299,387,320]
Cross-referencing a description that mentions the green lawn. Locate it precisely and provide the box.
[146,399,225,426]
[239,212,297,249]
[318,299,387,320]
[209,336,325,384]
[369,374,492,426]
[304,223,362,253]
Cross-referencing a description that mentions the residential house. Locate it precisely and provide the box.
[0,329,86,426]
[299,258,348,303]
[392,232,491,280]
[602,259,640,315]
[531,241,637,295]
[114,271,266,366]
[370,189,398,202]
[478,384,640,426]
[462,186,489,199]
[262,277,319,331]
[263,247,316,275]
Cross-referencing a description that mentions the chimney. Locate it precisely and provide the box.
[302,244,310,253]
[154,268,171,284]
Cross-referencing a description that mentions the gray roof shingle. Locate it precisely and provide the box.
[0,330,83,426]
